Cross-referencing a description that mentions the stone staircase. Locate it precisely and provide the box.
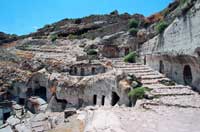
[111,58,200,109]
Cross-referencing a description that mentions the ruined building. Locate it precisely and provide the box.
[0,0,200,131]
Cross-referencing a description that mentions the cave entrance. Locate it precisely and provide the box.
[93,95,97,105]
[3,112,10,123]
[183,65,193,85]
[101,95,105,106]
[159,60,164,74]
[111,92,120,106]
[34,86,47,101]
[19,98,25,105]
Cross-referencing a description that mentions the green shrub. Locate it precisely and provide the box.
[128,87,150,99]
[87,49,98,55]
[156,21,169,33]
[128,19,140,28]
[50,34,58,42]
[129,28,138,36]
[124,52,137,63]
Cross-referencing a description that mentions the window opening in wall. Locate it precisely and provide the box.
[101,95,105,106]
[93,95,97,105]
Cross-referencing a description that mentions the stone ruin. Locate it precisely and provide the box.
[1,0,200,131]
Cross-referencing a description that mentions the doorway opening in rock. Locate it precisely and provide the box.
[3,112,10,123]
[144,56,146,65]
[111,92,120,106]
[101,95,105,106]
[159,60,164,74]
[19,98,25,105]
[93,95,97,105]
[183,65,193,85]
[34,86,47,101]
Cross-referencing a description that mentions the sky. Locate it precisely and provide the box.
[0,0,172,35]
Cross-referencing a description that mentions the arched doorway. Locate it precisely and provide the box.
[183,65,193,85]
[159,60,164,74]
[111,92,120,106]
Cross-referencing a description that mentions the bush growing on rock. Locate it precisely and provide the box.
[128,87,150,99]
[124,52,137,63]
[129,28,138,36]
[50,34,58,42]
[128,19,140,28]
[156,21,169,33]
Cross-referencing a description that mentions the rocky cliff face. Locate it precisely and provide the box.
[140,0,200,90]
[141,0,200,56]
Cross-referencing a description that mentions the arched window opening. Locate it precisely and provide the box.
[183,65,193,85]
